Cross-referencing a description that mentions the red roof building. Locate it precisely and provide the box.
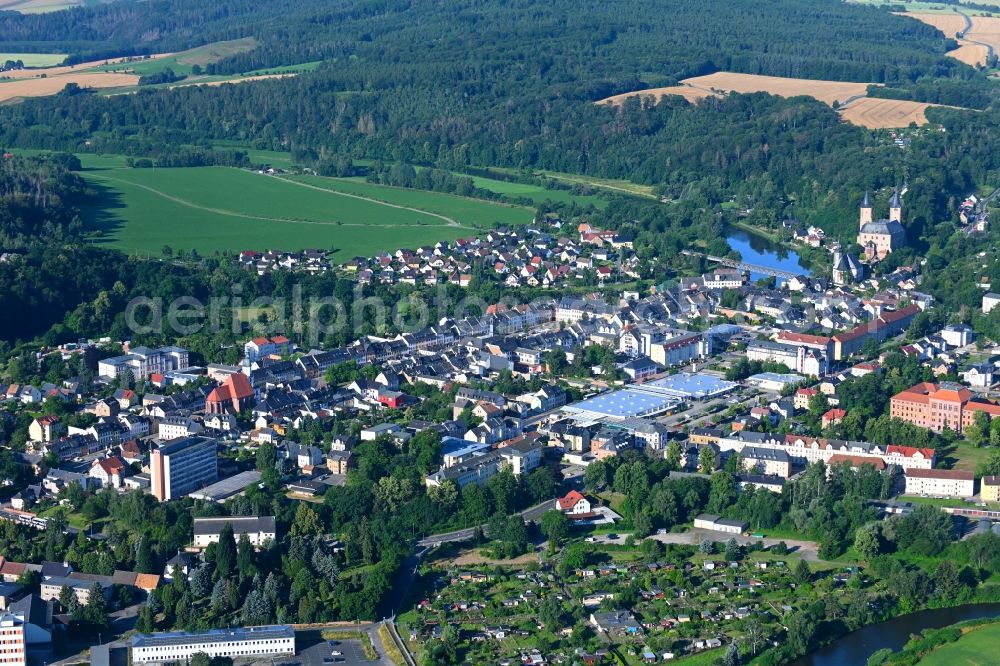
[822,408,847,428]
[890,381,1000,433]
[827,454,885,471]
[206,373,255,414]
[556,490,592,515]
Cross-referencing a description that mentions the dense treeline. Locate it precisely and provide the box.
[866,78,995,109]
[0,152,86,247]
[0,0,993,252]
[0,0,967,83]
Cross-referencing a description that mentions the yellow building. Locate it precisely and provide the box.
[982,475,1000,502]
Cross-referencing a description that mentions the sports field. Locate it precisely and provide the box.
[917,622,1000,665]
[75,160,531,255]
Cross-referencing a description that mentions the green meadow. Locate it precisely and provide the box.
[74,160,530,255]
[89,38,261,77]
[0,52,65,67]
[286,175,534,229]
[917,622,1000,665]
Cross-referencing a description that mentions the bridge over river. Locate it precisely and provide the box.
[680,249,805,280]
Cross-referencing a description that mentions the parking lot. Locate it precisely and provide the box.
[275,635,391,666]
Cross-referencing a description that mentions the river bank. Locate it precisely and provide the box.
[788,601,1000,666]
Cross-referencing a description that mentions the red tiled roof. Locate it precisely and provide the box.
[778,331,831,346]
[557,490,587,511]
[887,444,934,459]
[828,454,885,470]
[207,372,254,404]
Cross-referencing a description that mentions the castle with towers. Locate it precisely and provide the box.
[832,188,907,285]
[857,187,906,261]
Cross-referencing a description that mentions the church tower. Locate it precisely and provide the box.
[889,187,902,223]
[859,191,872,229]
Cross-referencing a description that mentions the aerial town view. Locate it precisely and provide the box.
[7,0,1000,665]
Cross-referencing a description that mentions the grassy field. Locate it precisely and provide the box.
[462,172,609,208]
[536,169,657,199]
[91,38,261,77]
[0,53,66,67]
[71,159,528,254]
[939,439,991,472]
[286,174,533,229]
[917,621,1000,665]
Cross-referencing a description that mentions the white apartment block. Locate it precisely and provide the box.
[716,432,934,471]
[131,626,294,664]
[98,346,189,381]
[0,613,25,666]
[192,517,277,548]
[904,469,975,498]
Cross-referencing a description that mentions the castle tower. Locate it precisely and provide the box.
[859,191,873,229]
[889,186,902,223]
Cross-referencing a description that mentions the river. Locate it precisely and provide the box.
[725,226,811,282]
[789,602,1000,666]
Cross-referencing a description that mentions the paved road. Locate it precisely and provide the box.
[957,10,995,61]
[417,499,553,547]
[585,529,820,561]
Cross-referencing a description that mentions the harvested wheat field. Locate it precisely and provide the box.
[902,12,988,66]
[0,72,139,103]
[838,97,936,129]
[966,16,1000,55]
[597,85,718,106]
[948,41,990,66]
[679,72,870,106]
[900,12,967,38]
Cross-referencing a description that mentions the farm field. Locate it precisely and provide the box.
[0,40,302,103]
[947,41,990,66]
[917,622,1000,665]
[0,71,138,102]
[899,11,967,36]
[838,97,938,128]
[679,72,870,106]
[0,54,167,80]
[598,71,964,128]
[597,85,718,106]
[0,0,90,12]
[464,174,609,208]
[0,53,66,67]
[91,38,259,77]
[489,166,657,199]
[71,161,528,254]
[965,15,1000,57]
[285,174,533,229]
[851,0,997,12]
[902,11,990,65]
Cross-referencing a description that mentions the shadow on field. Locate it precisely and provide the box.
[78,177,127,244]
